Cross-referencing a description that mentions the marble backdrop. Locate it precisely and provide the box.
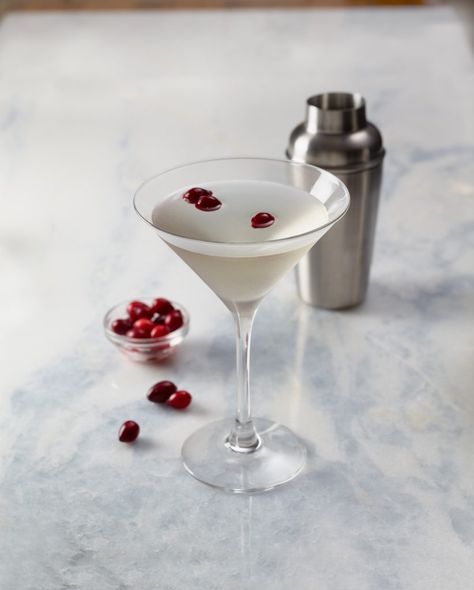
[0,7,473,590]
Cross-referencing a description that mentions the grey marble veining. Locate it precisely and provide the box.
[0,7,473,590]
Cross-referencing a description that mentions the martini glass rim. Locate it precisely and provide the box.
[133,156,350,248]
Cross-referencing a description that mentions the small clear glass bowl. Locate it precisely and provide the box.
[103,298,190,362]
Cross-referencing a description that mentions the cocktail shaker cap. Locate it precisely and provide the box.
[286,92,385,172]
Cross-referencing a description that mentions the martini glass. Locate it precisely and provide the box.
[134,158,349,493]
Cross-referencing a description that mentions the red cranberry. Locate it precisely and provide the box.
[195,194,222,212]
[151,313,165,325]
[182,187,212,204]
[118,420,140,442]
[127,300,152,322]
[164,309,184,331]
[111,318,132,335]
[147,380,177,403]
[126,327,149,339]
[166,390,192,410]
[251,212,275,228]
[132,318,155,337]
[151,298,174,316]
[150,324,170,338]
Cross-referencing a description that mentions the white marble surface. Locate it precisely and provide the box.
[1,7,473,589]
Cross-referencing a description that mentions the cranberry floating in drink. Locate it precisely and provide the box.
[195,194,222,212]
[182,187,212,204]
[251,212,275,228]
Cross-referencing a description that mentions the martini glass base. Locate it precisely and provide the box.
[182,418,306,493]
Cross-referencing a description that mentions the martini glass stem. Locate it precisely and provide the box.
[226,305,261,453]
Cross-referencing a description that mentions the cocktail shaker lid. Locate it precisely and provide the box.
[287,92,385,172]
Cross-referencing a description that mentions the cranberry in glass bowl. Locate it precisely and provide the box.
[103,297,190,362]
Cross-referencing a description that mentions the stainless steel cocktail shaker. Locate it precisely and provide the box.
[287,92,385,309]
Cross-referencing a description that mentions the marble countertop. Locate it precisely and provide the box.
[1,7,473,590]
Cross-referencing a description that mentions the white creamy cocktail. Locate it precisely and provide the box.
[152,179,329,308]
[134,158,349,493]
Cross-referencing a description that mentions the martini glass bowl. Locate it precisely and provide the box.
[134,158,349,493]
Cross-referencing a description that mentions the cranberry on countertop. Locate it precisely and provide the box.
[118,420,140,442]
[147,380,177,403]
[166,390,192,410]
[251,212,275,228]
